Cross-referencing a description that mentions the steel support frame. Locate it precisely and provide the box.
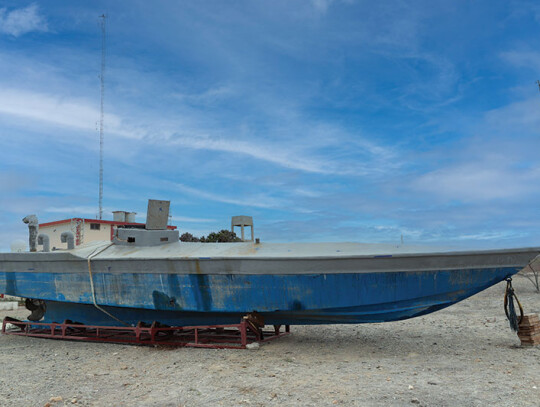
[1,317,290,349]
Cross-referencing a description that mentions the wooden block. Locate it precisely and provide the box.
[520,337,540,343]
[520,314,540,325]
[520,341,540,346]
[520,333,540,342]
[518,326,540,335]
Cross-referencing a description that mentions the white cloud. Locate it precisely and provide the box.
[483,97,540,134]
[43,206,99,216]
[168,133,342,175]
[0,88,133,140]
[292,188,321,198]
[500,50,540,69]
[0,225,28,252]
[451,231,525,241]
[170,215,215,223]
[0,85,397,177]
[0,88,99,132]
[0,4,47,37]
[172,85,235,105]
[413,164,540,202]
[411,92,540,204]
[310,0,335,13]
[172,182,286,209]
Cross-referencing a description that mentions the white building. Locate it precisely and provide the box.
[39,211,177,250]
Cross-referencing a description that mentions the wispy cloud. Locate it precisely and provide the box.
[168,133,362,175]
[171,85,235,105]
[451,231,526,241]
[0,83,398,178]
[413,164,540,202]
[43,206,99,216]
[0,88,113,135]
[0,4,47,37]
[500,50,540,70]
[170,215,216,223]
[482,97,540,135]
[172,182,286,209]
[310,0,335,13]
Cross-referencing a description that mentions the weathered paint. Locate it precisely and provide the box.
[1,242,538,326]
[0,265,523,326]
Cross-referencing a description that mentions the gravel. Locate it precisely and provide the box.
[1,274,539,407]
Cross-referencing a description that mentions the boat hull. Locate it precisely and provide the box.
[0,264,524,326]
[2,243,538,326]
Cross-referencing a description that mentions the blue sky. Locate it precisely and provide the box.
[1,1,539,250]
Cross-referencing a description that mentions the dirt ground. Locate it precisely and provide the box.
[0,274,539,407]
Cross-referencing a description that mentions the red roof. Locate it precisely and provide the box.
[39,218,177,230]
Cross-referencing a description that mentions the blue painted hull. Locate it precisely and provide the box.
[0,265,521,326]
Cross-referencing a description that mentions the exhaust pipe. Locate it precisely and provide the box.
[37,234,50,252]
[61,231,75,250]
[22,215,39,252]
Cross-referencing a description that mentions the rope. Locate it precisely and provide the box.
[86,243,131,326]
[504,278,524,332]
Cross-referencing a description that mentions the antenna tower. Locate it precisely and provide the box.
[98,14,107,220]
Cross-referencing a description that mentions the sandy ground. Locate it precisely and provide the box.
[0,274,539,407]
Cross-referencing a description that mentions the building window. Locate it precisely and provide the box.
[90,223,101,230]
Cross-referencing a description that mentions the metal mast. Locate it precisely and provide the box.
[98,14,107,219]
